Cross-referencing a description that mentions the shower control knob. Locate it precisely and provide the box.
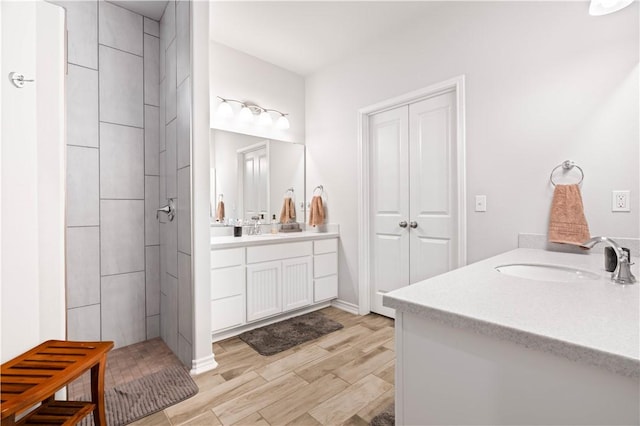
[399,221,408,228]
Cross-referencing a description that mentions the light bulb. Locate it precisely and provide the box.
[589,0,634,15]
[239,105,253,123]
[216,100,233,118]
[258,110,273,126]
[276,114,290,130]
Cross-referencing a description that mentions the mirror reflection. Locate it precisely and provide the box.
[210,130,305,225]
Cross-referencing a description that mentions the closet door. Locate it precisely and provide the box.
[369,106,410,318]
[409,91,458,283]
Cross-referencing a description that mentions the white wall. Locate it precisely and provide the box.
[305,2,639,305]
[210,41,305,144]
[1,1,65,362]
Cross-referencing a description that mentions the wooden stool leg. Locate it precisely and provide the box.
[90,354,108,426]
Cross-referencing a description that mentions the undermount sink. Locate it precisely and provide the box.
[495,263,601,283]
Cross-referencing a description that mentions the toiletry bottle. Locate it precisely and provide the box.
[270,214,278,234]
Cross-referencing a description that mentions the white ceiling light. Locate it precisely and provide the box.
[589,0,634,15]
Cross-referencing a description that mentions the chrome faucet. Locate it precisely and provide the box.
[582,236,636,285]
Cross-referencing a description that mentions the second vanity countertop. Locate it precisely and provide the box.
[211,230,339,250]
[383,248,640,378]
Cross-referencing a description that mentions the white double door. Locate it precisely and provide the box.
[370,91,459,318]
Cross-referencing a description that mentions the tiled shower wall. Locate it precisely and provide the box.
[59,0,162,348]
[159,0,193,366]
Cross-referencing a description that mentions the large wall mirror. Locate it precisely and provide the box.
[210,130,305,224]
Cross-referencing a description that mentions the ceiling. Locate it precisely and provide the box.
[209,2,437,76]
[106,1,437,76]
[108,0,168,21]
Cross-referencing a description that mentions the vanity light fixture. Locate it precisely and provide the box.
[589,0,634,15]
[216,96,290,130]
[216,98,233,118]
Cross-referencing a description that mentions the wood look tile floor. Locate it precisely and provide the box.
[132,307,395,426]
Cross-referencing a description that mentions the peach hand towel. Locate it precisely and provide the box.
[215,200,225,222]
[280,197,296,223]
[309,196,325,227]
[548,184,590,246]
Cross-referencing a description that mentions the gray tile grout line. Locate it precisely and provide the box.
[143,21,148,341]
[99,42,143,59]
[99,120,144,130]
[68,62,98,72]
[100,270,146,278]
[66,144,99,150]
[97,0,103,342]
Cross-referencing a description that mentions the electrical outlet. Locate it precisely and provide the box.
[612,190,630,212]
[475,195,487,212]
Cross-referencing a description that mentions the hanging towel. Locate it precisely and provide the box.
[309,196,325,227]
[215,200,225,222]
[548,184,591,246]
[280,197,296,223]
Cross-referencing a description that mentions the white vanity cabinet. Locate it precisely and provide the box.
[246,241,313,321]
[313,239,338,302]
[210,234,340,339]
[210,248,246,333]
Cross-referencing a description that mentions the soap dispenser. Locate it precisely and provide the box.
[270,214,278,234]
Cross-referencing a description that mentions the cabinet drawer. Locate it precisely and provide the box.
[247,241,312,264]
[314,275,338,302]
[314,238,337,255]
[314,252,337,278]
[211,248,245,269]
[211,296,245,332]
[211,266,245,300]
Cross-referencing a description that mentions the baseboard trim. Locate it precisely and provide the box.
[190,354,217,376]
[211,302,332,343]
[331,299,360,315]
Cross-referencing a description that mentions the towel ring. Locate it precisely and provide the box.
[550,160,584,187]
[285,188,294,198]
[313,185,324,197]
[218,194,223,201]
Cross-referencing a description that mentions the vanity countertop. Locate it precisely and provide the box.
[384,248,639,378]
[211,230,339,250]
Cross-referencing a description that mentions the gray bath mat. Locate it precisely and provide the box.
[78,365,198,426]
[370,403,395,426]
[239,311,343,356]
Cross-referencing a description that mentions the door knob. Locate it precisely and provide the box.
[399,221,408,228]
[410,221,418,229]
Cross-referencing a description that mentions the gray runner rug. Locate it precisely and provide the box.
[78,365,198,426]
[239,311,343,356]
[370,403,395,426]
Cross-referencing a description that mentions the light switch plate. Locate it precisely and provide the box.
[475,195,487,212]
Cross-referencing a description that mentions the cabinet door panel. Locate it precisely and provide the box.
[211,266,245,300]
[247,261,282,322]
[211,296,244,332]
[282,257,312,312]
[314,275,338,302]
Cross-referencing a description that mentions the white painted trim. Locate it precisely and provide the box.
[190,0,214,371]
[357,76,467,315]
[190,354,217,376]
[331,299,360,315]
[395,312,404,425]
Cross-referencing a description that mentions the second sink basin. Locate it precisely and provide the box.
[495,263,601,283]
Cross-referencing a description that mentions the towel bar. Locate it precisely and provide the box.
[550,160,584,186]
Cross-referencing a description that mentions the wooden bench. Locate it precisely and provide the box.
[1,340,114,426]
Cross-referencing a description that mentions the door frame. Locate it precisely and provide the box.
[236,140,269,220]
[357,75,467,315]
